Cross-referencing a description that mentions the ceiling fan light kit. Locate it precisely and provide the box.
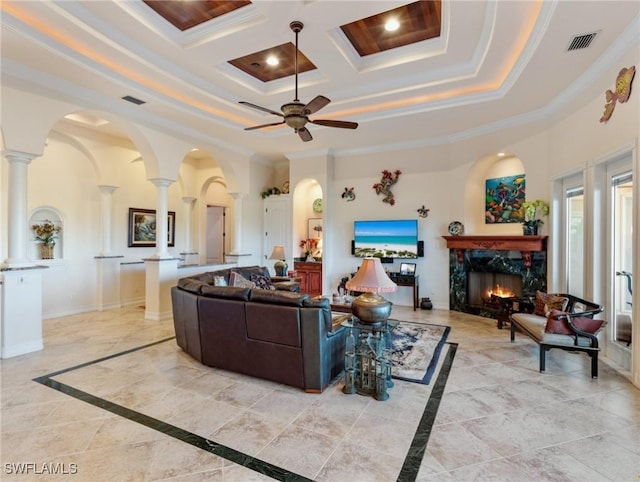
[240,21,358,142]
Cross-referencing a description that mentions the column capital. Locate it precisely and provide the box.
[229,192,248,200]
[2,149,37,164]
[182,196,197,204]
[98,185,119,194]
[148,178,174,188]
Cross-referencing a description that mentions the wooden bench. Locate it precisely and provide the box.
[507,294,604,378]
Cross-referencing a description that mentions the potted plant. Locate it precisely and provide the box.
[32,219,60,259]
[519,199,549,235]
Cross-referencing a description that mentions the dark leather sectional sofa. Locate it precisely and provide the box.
[171,266,348,392]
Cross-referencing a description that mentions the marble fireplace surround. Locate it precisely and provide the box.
[443,235,548,317]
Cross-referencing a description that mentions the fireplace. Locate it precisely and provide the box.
[443,235,547,320]
[467,272,523,307]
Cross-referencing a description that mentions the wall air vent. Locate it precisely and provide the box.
[567,32,598,51]
[121,95,146,105]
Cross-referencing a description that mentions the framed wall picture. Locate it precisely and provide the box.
[485,174,525,224]
[128,208,175,247]
[307,218,323,239]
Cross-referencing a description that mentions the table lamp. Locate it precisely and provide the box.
[346,257,397,324]
[269,245,288,277]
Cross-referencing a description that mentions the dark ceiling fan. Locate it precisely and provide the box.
[239,21,358,142]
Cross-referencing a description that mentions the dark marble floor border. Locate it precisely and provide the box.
[398,342,458,482]
[33,337,456,482]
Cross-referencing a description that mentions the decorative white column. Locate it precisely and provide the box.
[143,178,178,320]
[150,178,173,259]
[228,192,246,255]
[180,196,198,265]
[2,150,37,268]
[1,149,46,358]
[98,185,118,256]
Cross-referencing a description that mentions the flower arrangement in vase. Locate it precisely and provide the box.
[519,199,549,235]
[32,219,61,259]
[299,238,319,261]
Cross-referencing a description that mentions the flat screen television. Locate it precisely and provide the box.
[353,219,418,258]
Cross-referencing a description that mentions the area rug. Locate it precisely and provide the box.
[390,320,451,384]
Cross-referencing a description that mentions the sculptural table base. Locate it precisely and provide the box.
[342,318,394,401]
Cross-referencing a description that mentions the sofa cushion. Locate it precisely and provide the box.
[303,297,330,309]
[229,271,256,288]
[200,284,251,301]
[251,273,275,290]
[250,289,309,306]
[189,272,216,285]
[534,291,569,316]
[177,277,207,295]
[234,265,270,281]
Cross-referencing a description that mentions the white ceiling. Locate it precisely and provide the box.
[1,1,639,164]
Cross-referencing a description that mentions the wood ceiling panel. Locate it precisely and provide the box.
[143,1,251,31]
[228,43,317,83]
[341,0,441,57]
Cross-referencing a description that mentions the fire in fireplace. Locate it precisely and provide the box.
[467,272,523,307]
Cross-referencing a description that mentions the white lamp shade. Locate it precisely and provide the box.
[346,257,397,293]
[269,245,286,260]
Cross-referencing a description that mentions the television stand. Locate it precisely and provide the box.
[388,274,419,311]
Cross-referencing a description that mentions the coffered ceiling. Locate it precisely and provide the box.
[1,1,638,163]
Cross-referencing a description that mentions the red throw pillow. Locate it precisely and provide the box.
[545,309,572,334]
[545,309,607,335]
[572,317,607,335]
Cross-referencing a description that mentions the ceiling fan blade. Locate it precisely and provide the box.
[311,119,358,129]
[303,95,331,115]
[239,101,283,117]
[297,127,313,142]
[244,120,286,131]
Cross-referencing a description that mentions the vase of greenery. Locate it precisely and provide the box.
[519,200,549,235]
[32,220,60,259]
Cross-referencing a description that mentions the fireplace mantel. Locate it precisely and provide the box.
[442,235,548,267]
[443,235,547,251]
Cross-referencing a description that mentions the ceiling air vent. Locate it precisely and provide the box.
[567,32,598,51]
[121,95,146,105]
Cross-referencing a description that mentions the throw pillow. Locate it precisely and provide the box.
[572,317,607,335]
[545,309,572,335]
[545,309,607,335]
[229,271,255,288]
[534,291,569,316]
[251,274,275,290]
[213,276,227,287]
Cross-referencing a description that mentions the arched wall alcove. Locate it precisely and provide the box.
[292,178,323,260]
[198,175,230,265]
[464,154,526,235]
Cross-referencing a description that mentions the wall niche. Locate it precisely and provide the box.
[29,207,63,261]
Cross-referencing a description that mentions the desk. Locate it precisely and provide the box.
[388,274,419,311]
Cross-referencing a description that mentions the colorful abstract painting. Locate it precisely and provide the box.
[485,174,525,224]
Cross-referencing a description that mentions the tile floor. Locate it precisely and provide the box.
[1,305,638,481]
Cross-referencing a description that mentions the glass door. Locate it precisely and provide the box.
[611,171,633,347]
[565,185,584,297]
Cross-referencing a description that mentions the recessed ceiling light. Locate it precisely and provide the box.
[266,55,279,66]
[385,18,400,32]
[497,152,506,157]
